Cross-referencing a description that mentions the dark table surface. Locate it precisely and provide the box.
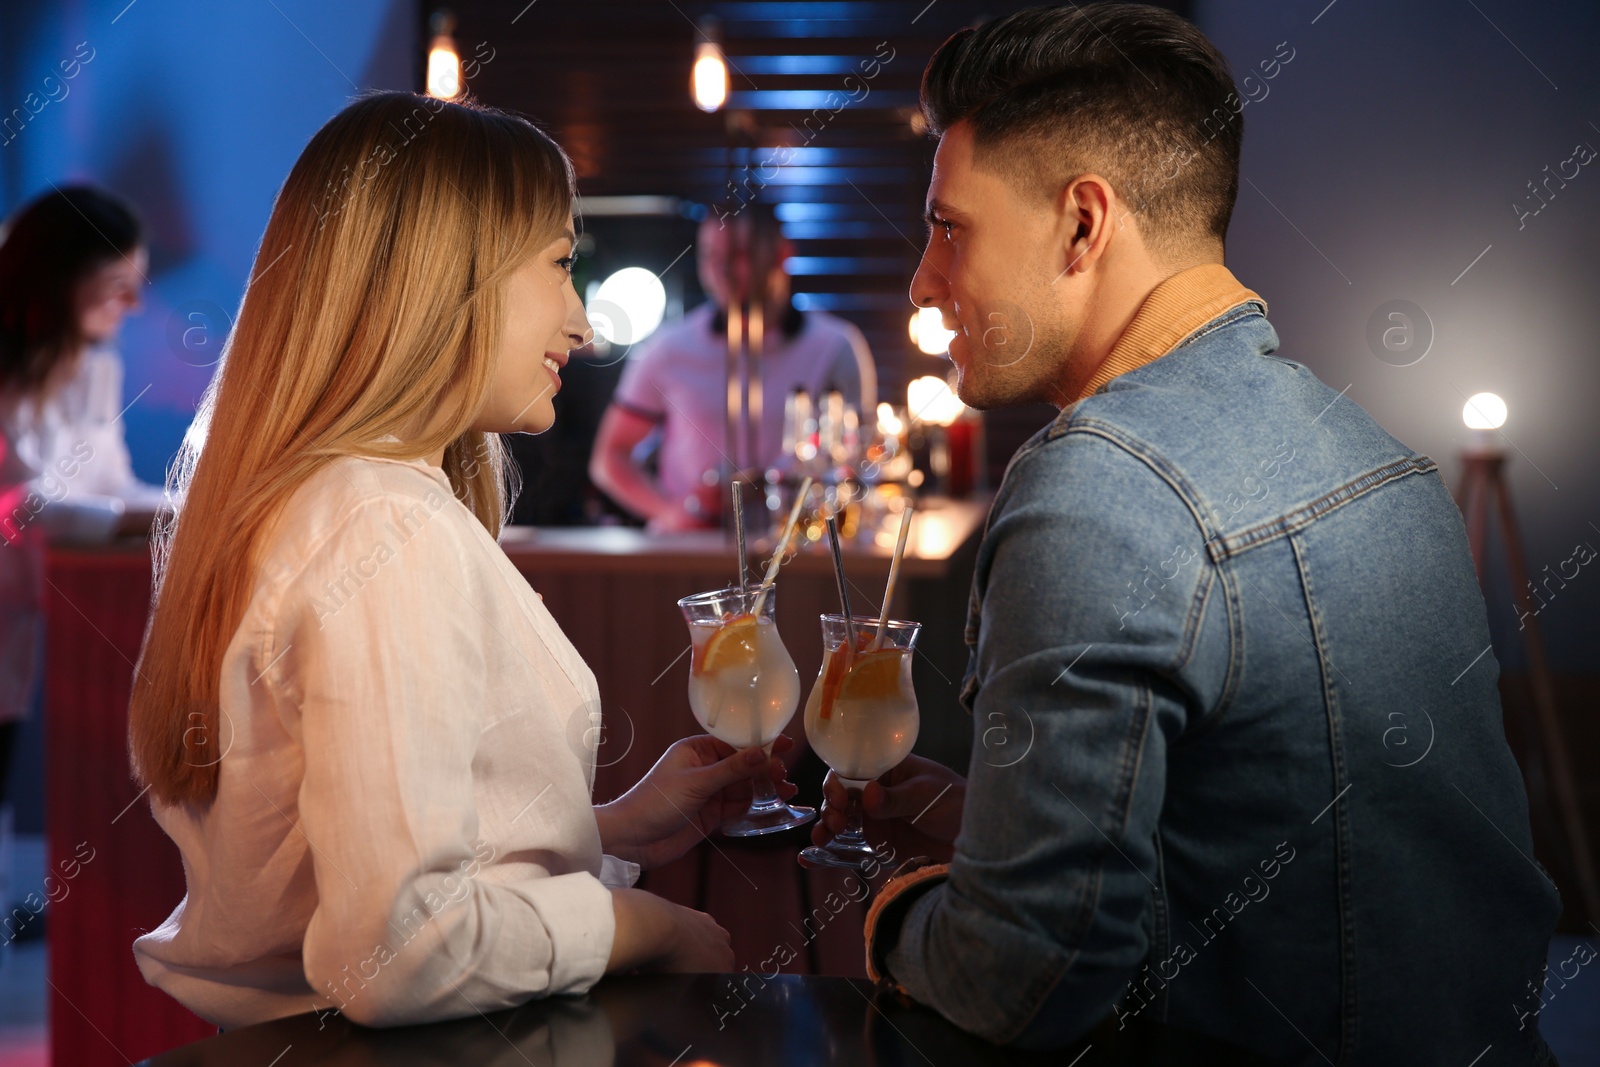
[133,973,1274,1066]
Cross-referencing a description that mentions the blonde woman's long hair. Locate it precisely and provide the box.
[130,92,575,807]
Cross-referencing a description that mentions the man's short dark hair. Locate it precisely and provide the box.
[921,3,1242,256]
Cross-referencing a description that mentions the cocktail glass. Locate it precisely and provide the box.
[677,586,816,836]
[798,614,921,870]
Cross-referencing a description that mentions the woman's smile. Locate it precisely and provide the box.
[542,350,568,391]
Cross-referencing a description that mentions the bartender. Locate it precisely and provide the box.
[589,202,876,531]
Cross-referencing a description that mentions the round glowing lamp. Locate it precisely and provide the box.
[588,267,667,346]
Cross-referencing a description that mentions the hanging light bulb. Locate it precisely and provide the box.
[426,10,464,100]
[692,19,728,112]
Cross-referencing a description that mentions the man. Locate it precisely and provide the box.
[589,203,876,531]
[815,5,1561,1060]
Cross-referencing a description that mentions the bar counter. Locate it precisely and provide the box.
[44,496,988,1066]
[133,973,1271,1066]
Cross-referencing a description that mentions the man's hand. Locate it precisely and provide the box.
[810,755,966,864]
[598,735,798,868]
[646,479,726,533]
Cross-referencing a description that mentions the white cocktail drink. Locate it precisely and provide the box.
[688,614,801,750]
[798,614,922,871]
[677,585,816,836]
[803,643,918,783]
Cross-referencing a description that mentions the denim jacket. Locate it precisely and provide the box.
[876,303,1562,1062]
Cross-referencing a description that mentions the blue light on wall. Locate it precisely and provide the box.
[0,0,418,485]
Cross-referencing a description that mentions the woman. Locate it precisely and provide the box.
[0,185,157,823]
[128,92,792,1030]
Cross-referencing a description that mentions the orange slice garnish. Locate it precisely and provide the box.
[839,648,910,701]
[818,634,905,718]
[817,643,854,720]
[695,613,759,675]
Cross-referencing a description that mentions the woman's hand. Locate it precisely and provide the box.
[597,735,798,869]
[607,888,733,973]
[809,754,966,865]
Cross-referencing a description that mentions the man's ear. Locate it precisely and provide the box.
[1056,173,1118,279]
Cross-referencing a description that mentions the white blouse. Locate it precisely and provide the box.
[1,347,168,722]
[133,451,637,1030]
[0,347,168,540]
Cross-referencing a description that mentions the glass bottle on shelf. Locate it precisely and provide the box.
[815,388,868,540]
[765,388,815,543]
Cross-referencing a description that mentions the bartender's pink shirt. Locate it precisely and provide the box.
[611,304,876,497]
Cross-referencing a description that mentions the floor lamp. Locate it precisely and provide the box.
[1454,392,1599,925]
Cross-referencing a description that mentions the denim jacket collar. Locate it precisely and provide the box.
[1072,263,1267,404]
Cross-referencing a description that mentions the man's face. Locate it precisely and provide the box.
[697,215,791,310]
[909,122,1082,410]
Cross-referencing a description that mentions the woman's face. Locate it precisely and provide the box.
[74,247,147,344]
[473,222,591,436]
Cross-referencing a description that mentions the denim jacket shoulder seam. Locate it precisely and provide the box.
[1206,455,1439,563]
[1050,420,1223,678]
[1006,417,1066,470]
[1051,420,1220,545]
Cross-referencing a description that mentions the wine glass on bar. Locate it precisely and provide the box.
[798,613,922,870]
[677,585,815,835]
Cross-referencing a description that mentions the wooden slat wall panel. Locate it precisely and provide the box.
[44,550,216,1066]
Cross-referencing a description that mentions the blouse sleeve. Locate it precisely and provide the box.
[272,496,615,1027]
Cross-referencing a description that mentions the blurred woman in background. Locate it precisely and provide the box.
[0,184,161,837]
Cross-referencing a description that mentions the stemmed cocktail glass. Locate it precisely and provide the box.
[677,586,816,836]
[797,613,921,870]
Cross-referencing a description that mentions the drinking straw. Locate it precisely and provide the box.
[732,480,749,593]
[824,513,856,652]
[870,503,915,651]
[751,475,813,616]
